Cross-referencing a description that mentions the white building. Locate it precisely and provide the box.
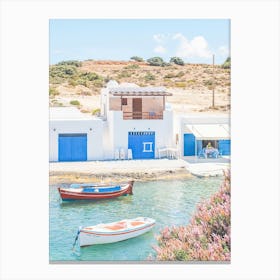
[100,81,174,160]
[176,114,231,157]
[49,107,103,162]
[49,82,175,162]
[49,82,230,162]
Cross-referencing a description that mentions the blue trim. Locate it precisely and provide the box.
[197,140,203,155]
[82,186,121,193]
[183,133,196,156]
[218,140,231,155]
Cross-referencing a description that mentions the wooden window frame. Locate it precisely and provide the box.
[122,98,128,106]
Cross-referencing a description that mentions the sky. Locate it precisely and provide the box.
[49,19,230,65]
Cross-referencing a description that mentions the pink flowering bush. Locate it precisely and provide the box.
[154,170,231,261]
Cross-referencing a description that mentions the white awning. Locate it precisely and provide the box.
[186,124,230,140]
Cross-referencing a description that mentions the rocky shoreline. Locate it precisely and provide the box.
[49,158,230,185]
[49,169,192,185]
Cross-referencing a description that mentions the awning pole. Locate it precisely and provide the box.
[195,138,197,162]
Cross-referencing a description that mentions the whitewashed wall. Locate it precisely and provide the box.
[49,119,103,161]
[103,110,174,159]
[178,115,230,157]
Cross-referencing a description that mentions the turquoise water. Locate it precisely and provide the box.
[49,177,222,262]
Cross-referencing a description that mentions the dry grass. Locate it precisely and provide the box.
[49,60,230,115]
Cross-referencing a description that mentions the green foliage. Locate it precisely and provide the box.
[117,71,131,79]
[221,57,231,69]
[49,61,104,88]
[77,89,91,96]
[80,72,99,81]
[57,60,82,67]
[162,62,171,67]
[70,100,80,106]
[170,57,185,66]
[49,65,78,79]
[203,69,212,74]
[92,108,101,116]
[49,87,59,96]
[165,71,185,79]
[76,79,90,88]
[147,57,166,67]
[204,80,213,86]
[49,64,79,84]
[174,249,189,261]
[144,72,155,81]
[164,72,176,79]
[50,100,64,107]
[174,82,186,88]
[130,56,144,62]
[80,73,104,88]
[68,79,78,87]
[93,79,104,88]
[124,64,140,70]
[176,71,185,77]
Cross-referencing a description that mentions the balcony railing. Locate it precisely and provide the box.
[123,111,163,120]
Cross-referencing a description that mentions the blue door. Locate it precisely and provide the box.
[184,133,196,156]
[58,134,87,161]
[218,140,231,155]
[128,131,155,159]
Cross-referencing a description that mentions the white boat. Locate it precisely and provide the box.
[78,217,156,246]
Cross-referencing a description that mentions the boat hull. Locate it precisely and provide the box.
[58,181,133,201]
[79,217,155,246]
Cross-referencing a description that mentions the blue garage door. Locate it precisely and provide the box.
[128,131,155,159]
[184,133,196,156]
[58,134,87,161]
[218,140,231,155]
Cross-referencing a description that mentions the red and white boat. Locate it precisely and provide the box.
[58,181,134,201]
[78,217,156,246]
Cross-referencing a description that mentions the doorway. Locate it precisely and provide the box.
[202,140,217,149]
[132,98,142,119]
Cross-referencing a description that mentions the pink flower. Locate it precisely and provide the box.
[154,170,231,261]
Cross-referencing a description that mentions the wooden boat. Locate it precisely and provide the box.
[58,181,134,201]
[78,217,156,246]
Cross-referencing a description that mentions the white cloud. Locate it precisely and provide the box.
[173,33,212,59]
[218,45,229,56]
[153,45,166,54]
[153,33,169,44]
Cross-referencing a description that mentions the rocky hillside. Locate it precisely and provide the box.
[49,60,230,115]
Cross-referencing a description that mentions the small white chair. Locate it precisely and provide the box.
[119,148,125,160]
[114,149,120,160]
[127,149,133,160]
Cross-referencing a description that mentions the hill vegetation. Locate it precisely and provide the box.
[221,57,231,69]
[49,58,230,114]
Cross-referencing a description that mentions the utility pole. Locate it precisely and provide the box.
[212,54,215,108]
